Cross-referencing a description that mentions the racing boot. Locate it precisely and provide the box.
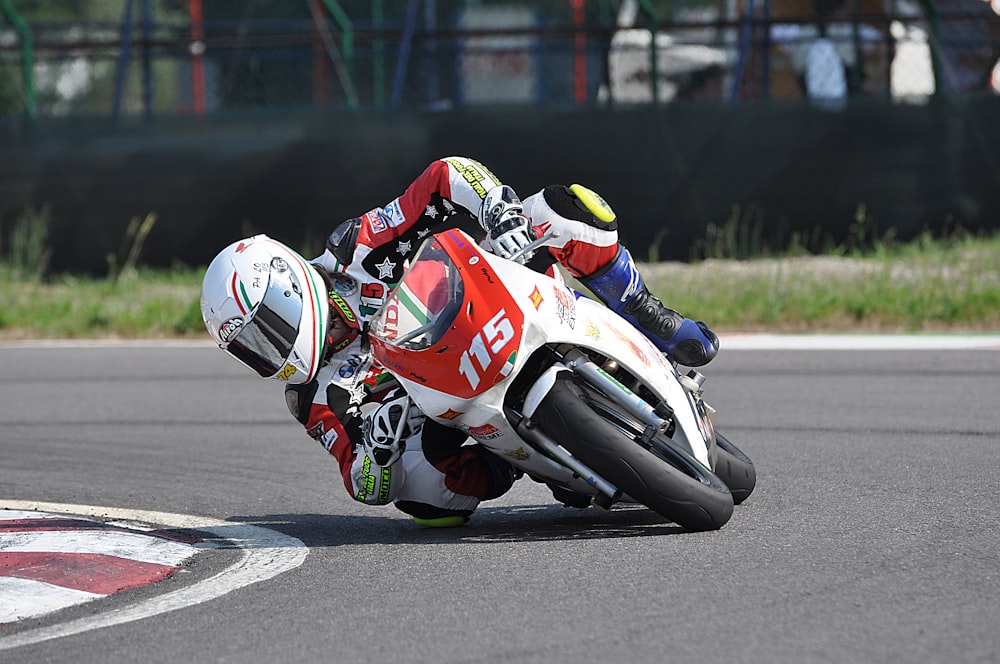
[580,246,719,367]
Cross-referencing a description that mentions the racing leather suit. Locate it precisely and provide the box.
[283,156,719,522]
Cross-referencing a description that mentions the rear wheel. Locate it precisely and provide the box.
[532,376,734,532]
[713,433,756,504]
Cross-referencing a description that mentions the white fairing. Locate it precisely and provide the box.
[373,237,714,498]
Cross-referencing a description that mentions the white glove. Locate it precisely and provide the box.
[361,394,424,466]
[479,185,535,264]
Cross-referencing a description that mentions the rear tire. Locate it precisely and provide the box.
[532,376,734,532]
[713,432,756,505]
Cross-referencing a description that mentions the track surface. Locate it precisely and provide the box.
[2,342,999,663]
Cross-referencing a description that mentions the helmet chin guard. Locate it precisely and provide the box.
[200,235,329,384]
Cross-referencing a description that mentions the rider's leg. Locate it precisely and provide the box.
[580,246,719,367]
[523,184,719,367]
[394,420,519,527]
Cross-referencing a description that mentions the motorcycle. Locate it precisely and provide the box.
[366,228,755,532]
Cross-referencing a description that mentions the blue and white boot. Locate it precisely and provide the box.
[581,246,719,367]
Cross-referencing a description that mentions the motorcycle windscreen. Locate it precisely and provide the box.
[370,238,463,351]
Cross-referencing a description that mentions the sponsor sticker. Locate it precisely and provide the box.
[529,287,543,310]
[219,316,244,343]
[553,286,577,329]
[383,200,406,227]
[503,447,530,461]
[337,354,364,379]
[329,291,358,326]
[366,210,388,234]
[330,273,359,297]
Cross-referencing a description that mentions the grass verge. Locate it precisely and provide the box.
[2,232,998,340]
[642,231,1000,333]
[1,268,205,339]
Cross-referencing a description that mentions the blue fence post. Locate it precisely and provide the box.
[762,0,770,98]
[142,0,152,120]
[391,0,420,109]
[729,0,755,103]
[113,0,136,121]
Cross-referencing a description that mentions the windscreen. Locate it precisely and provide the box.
[369,238,463,351]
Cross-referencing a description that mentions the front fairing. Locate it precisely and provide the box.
[368,229,714,469]
[368,230,526,403]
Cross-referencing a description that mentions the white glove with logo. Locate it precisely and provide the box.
[479,185,535,264]
[361,393,424,467]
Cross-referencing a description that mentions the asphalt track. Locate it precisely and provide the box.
[2,339,999,663]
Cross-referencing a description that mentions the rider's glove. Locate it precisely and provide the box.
[361,393,424,466]
[479,185,535,264]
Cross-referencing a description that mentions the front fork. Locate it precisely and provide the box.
[515,349,696,509]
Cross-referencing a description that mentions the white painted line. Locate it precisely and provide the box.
[0,578,101,624]
[0,501,308,651]
[718,334,1000,351]
[1,530,199,567]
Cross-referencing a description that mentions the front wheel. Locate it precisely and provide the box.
[532,376,734,532]
[712,432,756,505]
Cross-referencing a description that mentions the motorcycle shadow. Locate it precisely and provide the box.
[453,503,688,543]
[228,503,686,548]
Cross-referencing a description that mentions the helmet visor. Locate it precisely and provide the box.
[225,262,303,378]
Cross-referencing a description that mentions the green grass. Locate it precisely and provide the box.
[1,231,998,340]
[640,230,1000,333]
[0,267,205,339]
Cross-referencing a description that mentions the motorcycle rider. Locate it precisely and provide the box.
[200,156,719,526]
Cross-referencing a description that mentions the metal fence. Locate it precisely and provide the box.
[1,0,998,119]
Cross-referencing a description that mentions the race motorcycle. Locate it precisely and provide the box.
[366,228,755,532]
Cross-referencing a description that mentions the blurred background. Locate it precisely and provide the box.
[1,0,999,273]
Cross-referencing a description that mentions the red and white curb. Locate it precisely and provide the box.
[0,501,307,651]
[0,509,207,624]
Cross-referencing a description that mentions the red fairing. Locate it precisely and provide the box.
[373,230,526,400]
[304,403,356,495]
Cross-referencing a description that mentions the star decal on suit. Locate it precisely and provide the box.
[425,204,438,218]
[375,257,397,279]
[396,240,412,256]
[416,227,432,238]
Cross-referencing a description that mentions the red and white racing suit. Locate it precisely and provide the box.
[282,156,714,522]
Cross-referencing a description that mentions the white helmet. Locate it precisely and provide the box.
[200,235,330,385]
